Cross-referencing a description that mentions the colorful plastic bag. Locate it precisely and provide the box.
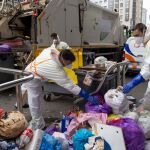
[108,118,145,150]
[40,133,62,150]
[66,113,107,138]
[45,124,60,135]
[52,132,69,150]
[0,44,11,52]
[73,128,93,150]
[0,141,19,150]
[85,102,112,114]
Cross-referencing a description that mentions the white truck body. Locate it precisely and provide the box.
[37,0,122,47]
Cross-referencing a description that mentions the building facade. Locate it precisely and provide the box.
[136,0,143,23]
[91,0,143,29]
[142,8,147,25]
[91,0,115,11]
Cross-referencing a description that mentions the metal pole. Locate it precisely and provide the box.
[0,67,34,112]
[117,65,121,86]
[122,65,126,85]
[15,74,23,112]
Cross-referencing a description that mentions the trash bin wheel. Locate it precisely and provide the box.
[44,94,52,102]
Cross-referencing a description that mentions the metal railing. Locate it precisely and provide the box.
[0,67,34,112]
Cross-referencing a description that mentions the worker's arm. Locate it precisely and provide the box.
[123,74,145,94]
[140,41,150,80]
[123,41,150,94]
[49,68,99,105]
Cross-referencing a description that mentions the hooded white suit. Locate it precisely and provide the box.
[24,47,81,129]
[139,26,150,109]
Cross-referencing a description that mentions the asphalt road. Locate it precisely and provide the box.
[125,74,148,100]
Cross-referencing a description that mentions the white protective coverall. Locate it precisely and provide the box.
[51,41,70,50]
[24,47,81,129]
[50,35,70,50]
[139,26,150,110]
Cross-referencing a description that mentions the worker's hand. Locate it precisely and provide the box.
[116,86,123,91]
[79,89,99,105]
[122,84,131,94]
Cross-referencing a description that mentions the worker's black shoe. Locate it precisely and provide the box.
[15,103,29,109]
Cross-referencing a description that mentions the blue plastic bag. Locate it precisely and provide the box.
[73,128,93,150]
[0,141,18,150]
[0,44,11,52]
[40,133,62,150]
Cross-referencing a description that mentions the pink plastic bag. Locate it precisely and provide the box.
[77,113,107,125]
[66,113,107,138]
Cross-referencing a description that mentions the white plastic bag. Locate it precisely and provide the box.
[138,110,150,139]
[105,61,117,71]
[52,132,69,150]
[145,141,150,150]
[124,111,139,121]
[94,56,107,68]
[104,89,129,114]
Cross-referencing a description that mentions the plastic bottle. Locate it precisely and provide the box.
[25,129,44,150]
[61,115,72,133]
[16,128,33,148]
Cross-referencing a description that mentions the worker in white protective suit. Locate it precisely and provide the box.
[50,33,70,50]
[23,46,99,130]
[122,25,150,110]
[15,35,70,109]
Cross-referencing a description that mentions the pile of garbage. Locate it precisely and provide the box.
[0,57,149,150]
[0,87,150,150]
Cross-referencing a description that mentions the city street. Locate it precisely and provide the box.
[0,75,148,121]
[0,0,149,149]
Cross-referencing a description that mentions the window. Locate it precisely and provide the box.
[120,15,123,20]
[120,3,123,7]
[120,9,123,14]
[125,14,129,21]
[115,4,119,8]
[125,8,129,13]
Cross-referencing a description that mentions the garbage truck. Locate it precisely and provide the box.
[0,0,126,84]
[37,0,125,66]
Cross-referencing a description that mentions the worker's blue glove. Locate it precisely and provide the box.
[123,74,145,94]
[79,89,99,105]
